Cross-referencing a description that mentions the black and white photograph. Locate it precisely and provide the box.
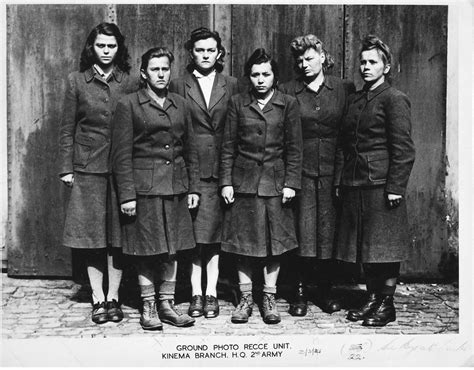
[1,0,472,367]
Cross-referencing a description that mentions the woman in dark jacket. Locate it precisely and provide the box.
[111,47,199,330]
[334,35,416,327]
[58,23,137,324]
[169,27,239,319]
[280,34,355,316]
[220,49,302,325]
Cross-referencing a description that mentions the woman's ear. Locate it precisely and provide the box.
[383,63,391,75]
[140,69,147,81]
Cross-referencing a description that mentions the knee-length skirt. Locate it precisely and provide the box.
[63,172,118,249]
[335,185,410,263]
[190,179,224,244]
[296,175,337,258]
[120,193,195,257]
[221,194,298,257]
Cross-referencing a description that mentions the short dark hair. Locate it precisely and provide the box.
[289,34,335,73]
[360,34,392,81]
[244,48,279,88]
[185,27,226,73]
[139,47,174,88]
[79,22,131,73]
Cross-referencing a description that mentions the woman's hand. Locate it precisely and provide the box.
[188,194,200,209]
[386,193,403,209]
[60,173,74,187]
[121,200,136,216]
[282,187,295,204]
[221,186,234,204]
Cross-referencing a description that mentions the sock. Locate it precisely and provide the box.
[158,280,176,301]
[263,285,277,295]
[140,284,155,301]
[239,282,252,295]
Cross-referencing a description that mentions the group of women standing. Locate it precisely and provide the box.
[59,22,415,331]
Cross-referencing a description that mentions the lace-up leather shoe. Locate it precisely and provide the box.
[91,301,108,324]
[262,293,281,324]
[346,293,381,321]
[106,299,124,322]
[288,283,307,317]
[231,294,253,323]
[188,295,204,317]
[140,299,162,330]
[362,296,396,327]
[159,299,195,327]
[204,295,219,318]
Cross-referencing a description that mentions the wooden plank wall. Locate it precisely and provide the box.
[6,4,450,279]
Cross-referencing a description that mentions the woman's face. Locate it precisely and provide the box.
[141,56,171,92]
[296,47,325,79]
[93,34,118,67]
[249,62,274,97]
[359,49,390,84]
[191,37,221,74]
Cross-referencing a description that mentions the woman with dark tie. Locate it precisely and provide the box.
[280,34,355,316]
[335,35,415,327]
[112,47,199,330]
[169,27,239,319]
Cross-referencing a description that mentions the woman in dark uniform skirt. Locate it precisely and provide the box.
[220,49,302,324]
[280,34,355,316]
[334,35,416,327]
[169,28,239,319]
[58,23,137,324]
[111,47,199,330]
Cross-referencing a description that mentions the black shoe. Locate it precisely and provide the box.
[204,295,219,318]
[140,299,163,330]
[288,283,307,317]
[362,296,396,327]
[231,293,253,323]
[159,299,195,327]
[262,293,281,324]
[346,293,381,322]
[106,299,124,322]
[188,295,204,317]
[91,301,108,324]
[315,290,341,314]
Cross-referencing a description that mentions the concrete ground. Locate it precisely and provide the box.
[1,273,458,338]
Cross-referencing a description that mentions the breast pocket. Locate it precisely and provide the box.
[133,162,154,192]
[367,153,389,182]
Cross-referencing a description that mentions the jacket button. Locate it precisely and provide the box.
[166,161,171,165]
[315,106,321,110]
[257,130,263,135]
[164,144,170,149]
[104,111,109,116]
[104,98,109,103]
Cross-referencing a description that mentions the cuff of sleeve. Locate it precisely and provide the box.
[385,184,406,197]
[284,180,301,191]
[120,198,136,205]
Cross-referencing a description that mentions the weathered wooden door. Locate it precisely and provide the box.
[7,4,449,278]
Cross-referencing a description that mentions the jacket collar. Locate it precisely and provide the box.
[354,81,390,102]
[243,89,286,113]
[293,75,334,94]
[84,66,124,83]
[137,88,177,110]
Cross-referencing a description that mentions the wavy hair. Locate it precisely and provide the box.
[79,23,131,73]
[185,27,226,73]
[289,34,334,74]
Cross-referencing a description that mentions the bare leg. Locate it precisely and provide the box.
[86,250,106,304]
[190,252,203,296]
[106,249,123,301]
[205,247,220,297]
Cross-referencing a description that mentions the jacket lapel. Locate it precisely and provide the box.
[185,73,208,114]
[208,73,226,112]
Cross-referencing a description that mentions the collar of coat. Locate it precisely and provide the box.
[84,66,124,83]
[292,75,335,94]
[242,89,286,109]
[184,71,227,112]
[354,81,391,102]
[136,88,178,109]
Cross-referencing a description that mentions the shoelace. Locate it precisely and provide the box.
[265,295,275,310]
[169,300,183,316]
[144,301,158,318]
[237,295,251,309]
